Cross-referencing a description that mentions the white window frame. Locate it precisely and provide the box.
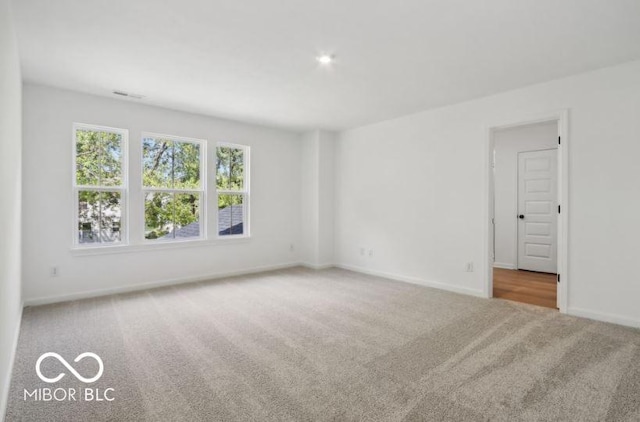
[141,132,207,243]
[216,142,250,239]
[72,123,129,248]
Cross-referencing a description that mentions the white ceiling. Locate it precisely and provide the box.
[12,0,640,131]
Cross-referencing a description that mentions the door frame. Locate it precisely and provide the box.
[484,110,569,312]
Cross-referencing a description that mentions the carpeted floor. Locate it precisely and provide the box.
[5,267,640,421]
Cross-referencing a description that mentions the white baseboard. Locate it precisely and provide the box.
[23,262,302,307]
[1,301,23,422]
[301,262,334,270]
[493,262,516,270]
[567,307,640,329]
[335,263,485,298]
[337,265,640,329]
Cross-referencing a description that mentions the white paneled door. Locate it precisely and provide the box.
[517,149,558,274]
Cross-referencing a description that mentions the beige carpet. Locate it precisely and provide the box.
[5,267,640,421]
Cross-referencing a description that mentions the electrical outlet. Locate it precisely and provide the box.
[465,262,474,272]
[368,249,374,257]
[51,266,60,277]
[289,243,295,252]
[360,247,365,256]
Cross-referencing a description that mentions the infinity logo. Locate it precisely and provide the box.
[35,352,104,384]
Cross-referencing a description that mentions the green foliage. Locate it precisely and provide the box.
[216,147,244,208]
[76,129,122,186]
[142,138,200,189]
[144,193,201,239]
[75,129,123,243]
[76,132,248,240]
[142,138,201,239]
[144,192,171,238]
[218,193,243,210]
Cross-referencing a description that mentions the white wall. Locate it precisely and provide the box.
[317,131,335,266]
[335,59,640,327]
[300,131,319,264]
[300,130,335,267]
[493,121,558,269]
[0,0,23,417]
[22,84,302,304]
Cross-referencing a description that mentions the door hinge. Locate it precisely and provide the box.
[558,136,561,145]
[557,274,560,283]
[558,205,561,214]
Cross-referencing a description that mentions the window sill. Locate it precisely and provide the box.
[70,236,252,257]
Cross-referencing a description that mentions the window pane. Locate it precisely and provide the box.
[100,132,123,186]
[76,129,101,186]
[144,192,173,239]
[173,194,200,239]
[143,138,173,188]
[78,190,100,243]
[78,190,122,244]
[218,194,244,236]
[99,191,122,243]
[216,147,231,189]
[216,146,243,190]
[229,148,244,190]
[75,129,122,187]
[145,192,201,240]
[173,142,200,189]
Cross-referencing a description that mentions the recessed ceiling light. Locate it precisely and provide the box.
[316,54,335,65]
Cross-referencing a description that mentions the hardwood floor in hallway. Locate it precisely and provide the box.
[493,268,557,309]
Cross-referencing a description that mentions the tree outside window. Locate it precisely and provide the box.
[74,124,127,246]
[142,135,204,241]
[216,144,249,237]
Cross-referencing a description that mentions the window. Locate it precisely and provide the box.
[216,143,249,237]
[73,124,128,246]
[142,134,204,241]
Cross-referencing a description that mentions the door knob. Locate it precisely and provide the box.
[518,214,525,219]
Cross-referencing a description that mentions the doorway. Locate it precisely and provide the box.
[486,112,568,311]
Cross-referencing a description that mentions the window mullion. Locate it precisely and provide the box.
[217,189,248,194]
[142,187,203,194]
[76,185,124,191]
